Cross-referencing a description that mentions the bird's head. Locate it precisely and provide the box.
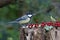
[26,11,33,18]
[26,11,36,18]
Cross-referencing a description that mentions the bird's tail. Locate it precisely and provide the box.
[8,21,18,24]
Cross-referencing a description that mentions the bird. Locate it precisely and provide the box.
[8,11,35,28]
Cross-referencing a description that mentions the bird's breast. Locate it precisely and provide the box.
[19,18,30,24]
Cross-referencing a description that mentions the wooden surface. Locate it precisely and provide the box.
[20,27,60,40]
[20,28,25,40]
[46,27,60,40]
[33,28,45,40]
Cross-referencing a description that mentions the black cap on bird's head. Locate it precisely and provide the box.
[26,11,36,18]
[26,11,33,18]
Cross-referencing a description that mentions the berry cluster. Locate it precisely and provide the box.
[27,21,60,28]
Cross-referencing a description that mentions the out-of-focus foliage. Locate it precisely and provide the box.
[0,0,60,23]
[0,4,18,21]
[0,0,60,40]
[0,0,19,40]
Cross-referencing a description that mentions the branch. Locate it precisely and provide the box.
[0,0,15,8]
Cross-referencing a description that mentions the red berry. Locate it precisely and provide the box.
[28,24,32,28]
[54,23,58,27]
[35,24,39,28]
[41,22,46,27]
[31,24,34,27]
[54,21,60,27]
[56,21,60,26]
[46,21,53,26]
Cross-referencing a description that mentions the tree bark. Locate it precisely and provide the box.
[20,28,25,40]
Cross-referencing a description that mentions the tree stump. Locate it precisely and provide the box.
[46,28,60,40]
[33,27,45,40]
[20,28,25,40]
[46,27,58,40]
[55,27,60,40]
[20,27,45,40]
[20,27,60,40]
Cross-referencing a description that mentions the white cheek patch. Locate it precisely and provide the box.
[28,15,32,17]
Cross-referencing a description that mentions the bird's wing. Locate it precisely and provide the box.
[8,15,28,24]
[15,15,28,21]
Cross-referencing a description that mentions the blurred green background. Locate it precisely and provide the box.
[0,0,60,40]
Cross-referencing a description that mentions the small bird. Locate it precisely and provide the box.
[8,12,35,27]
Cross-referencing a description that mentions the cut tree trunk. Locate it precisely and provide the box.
[46,28,56,40]
[20,27,45,40]
[33,27,45,40]
[20,28,25,40]
[20,27,60,40]
[46,27,60,40]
